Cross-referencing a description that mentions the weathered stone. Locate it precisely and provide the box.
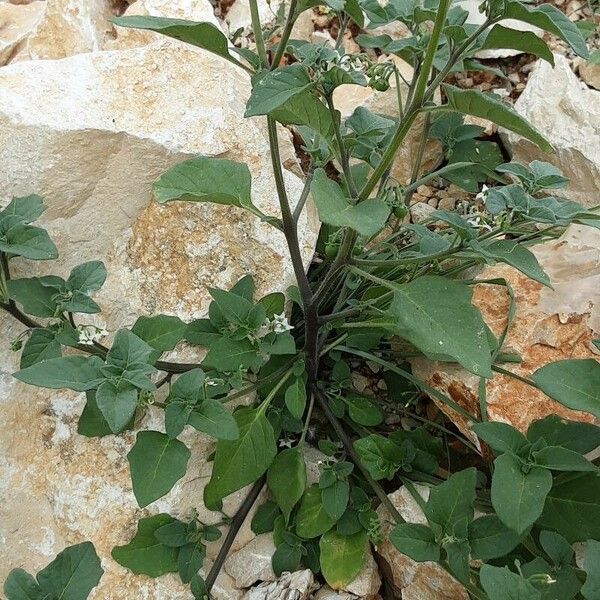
[411,225,600,439]
[410,201,437,223]
[333,57,443,185]
[0,0,45,65]
[225,0,284,35]
[0,40,318,599]
[4,0,117,64]
[343,549,381,598]
[244,569,314,600]
[224,533,277,588]
[504,55,600,207]
[314,587,357,600]
[578,58,600,91]
[375,487,469,600]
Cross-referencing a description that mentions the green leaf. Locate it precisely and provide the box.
[3,569,45,600]
[7,277,59,317]
[389,276,492,377]
[204,406,276,510]
[474,240,551,288]
[20,328,62,369]
[36,542,103,600]
[106,329,155,371]
[111,16,239,61]
[188,399,239,440]
[531,359,600,418]
[112,514,179,576]
[296,485,336,539]
[582,540,600,599]
[245,64,313,117]
[441,85,552,152]
[202,336,258,371]
[319,530,367,589]
[0,225,57,260]
[131,315,187,355]
[479,565,542,600]
[185,319,221,347]
[0,194,45,223]
[154,156,257,215]
[345,394,383,426]
[178,542,206,583]
[491,453,553,534]
[354,434,410,480]
[272,542,302,577]
[154,520,190,548]
[480,25,554,65]
[95,379,138,434]
[252,501,281,534]
[471,421,530,455]
[538,472,600,541]
[209,288,253,325]
[77,390,119,438]
[128,431,190,507]
[389,523,440,562]
[469,515,521,560]
[267,447,306,521]
[539,530,573,566]
[310,169,390,237]
[503,1,588,59]
[258,292,285,318]
[527,415,600,455]
[284,377,307,419]
[533,446,597,472]
[14,355,104,392]
[321,479,349,521]
[67,261,107,293]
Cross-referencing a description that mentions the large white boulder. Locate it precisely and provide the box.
[504,54,600,207]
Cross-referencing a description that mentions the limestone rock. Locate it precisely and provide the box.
[3,0,117,64]
[225,0,285,36]
[504,55,600,207]
[109,0,222,50]
[411,225,600,439]
[375,487,469,600]
[410,201,437,223]
[314,587,358,600]
[244,569,315,600]
[0,0,44,65]
[343,549,381,598]
[0,41,318,598]
[578,59,600,91]
[224,533,277,588]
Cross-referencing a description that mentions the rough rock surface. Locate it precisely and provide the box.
[375,486,469,599]
[225,533,277,588]
[244,569,314,599]
[343,549,381,598]
[411,225,600,438]
[578,59,600,91]
[0,0,117,64]
[0,30,318,600]
[504,54,600,207]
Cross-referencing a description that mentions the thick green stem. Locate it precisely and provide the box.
[270,0,298,68]
[249,0,269,67]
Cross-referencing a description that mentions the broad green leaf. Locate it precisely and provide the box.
[0,225,57,260]
[190,575,208,600]
[321,479,349,521]
[285,377,307,419]
[479,565,541,600]
[445,539,471,584]
[539,530,573,566]
[345,394,383,426]
[112,514,179,576]
[474,240,551,288]
[538,472,600,541]
[480,25,554,65]
[204,406,276,510]
[36,542,103,600]
[310,169,390,237]
[258,292,285,318]
[267,447,306,521]
[0,194,45,223]
[471,421,530,455]
[154,520,189,547]
[319,530,367,589]
[389,276,492,377]
[188,399,239,440]
[527,415,600,454]
[177,542,205,583]
[111,16,238,61]
[503,1,588,58]
[469,515,521,560]
[442,85,552,152]
[582,540,600,599]
[251,501,281,534]
[67,261,107,293]
[77,391,117,438]
[14,355,104,392]
[96,379,138,434]
[3,569,45,600]
[491,453,553,534]
[105,329,155,371]
[131,315,187,355]
[272,542,302,577]
[20,328,61,369]
[531,359,600,418]
[296,485,336,539]
[128,431,191,507]
[185,319,221,347]
[209,288,253,325]
[154,157,255,214]
[389,523,440,562]
[425,468,477,533]
[7,277,58,317]
[202,336,258,371]
[354,434,412,480]
[533,446,597,472]
[245,64,313,117]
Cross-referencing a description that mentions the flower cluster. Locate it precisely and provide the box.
[77,325,108,346]
[256,312,294,338]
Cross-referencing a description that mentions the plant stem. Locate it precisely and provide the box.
[249,0,269,68]
[270,0,298,68]
[204,477,266,592]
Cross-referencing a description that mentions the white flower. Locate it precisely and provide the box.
[279,437,294,448]
[475,184,489,203]
[77,326,108,345]
[205,378,220,387]
[271,313,293,334]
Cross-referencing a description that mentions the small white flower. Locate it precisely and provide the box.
[475,184,489,203]
[77,325,108,345]
[205,378,219,387]
[279,437,294,448]
[271,313,293,334]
